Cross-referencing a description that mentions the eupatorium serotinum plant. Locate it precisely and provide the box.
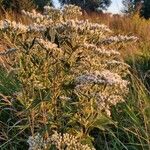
[0,5,138,150]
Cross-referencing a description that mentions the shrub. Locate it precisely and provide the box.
[0,0,52,12]
[0,5,138,149]
[0,0,35,12]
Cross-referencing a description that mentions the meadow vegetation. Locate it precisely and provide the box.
[0,4,150,150]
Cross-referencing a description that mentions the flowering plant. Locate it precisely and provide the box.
[0,5,137,149]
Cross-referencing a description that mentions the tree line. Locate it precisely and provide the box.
[0,0,150,19]
[122,0,150,19]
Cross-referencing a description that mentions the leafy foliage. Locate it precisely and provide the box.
[122,0,150,19]
[0,0,52,12]
[59,0,112,12]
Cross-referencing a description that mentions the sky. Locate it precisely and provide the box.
[107,0,123,14]
[52,0,123,14]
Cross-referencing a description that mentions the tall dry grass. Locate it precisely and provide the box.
[83,12,150,40]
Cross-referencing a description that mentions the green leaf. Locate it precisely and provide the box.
[91,115,113,131]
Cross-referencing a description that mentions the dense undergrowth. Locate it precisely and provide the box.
[0,5,150,150]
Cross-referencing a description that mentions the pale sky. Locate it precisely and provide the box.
[107,0,123,14]
[53,0,123,14]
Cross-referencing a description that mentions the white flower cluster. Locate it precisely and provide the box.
[28,23,47,32]
[106,60,130,67]
[51,131,95,150]
[0,20,53,32]
[0,19,27,32]
[0,20,9,30]
[11,21,28,32]
[100,70,128,86]
[36,38,63,58]
[56,19,112,37]
[104,60,130,77]
[37,38,58,49]
[101,35,138,44]
[93,47,120,57]
[94,93,124,116]
[87,22,112,33]
[0,19,51,32]
[75,70,128,87]
[75,70,129,116]
[22,10,45,22]
[27,132,95,150]
[43,6,62,21]
[59,95,71,100]
[0,6,138,45]
[83,43,120,57]
[44,5,82,21]
[106,60,130,71]
[62,4,82,19]
[0,20,42,32]
[27,133,50,150]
